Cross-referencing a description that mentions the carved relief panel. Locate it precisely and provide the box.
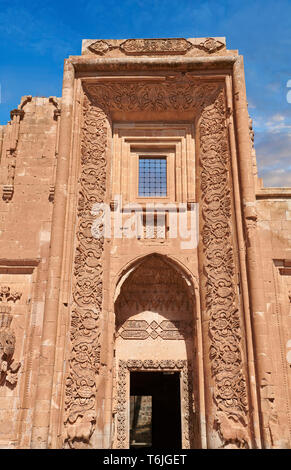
[0,261,38,447]
[0,287,21,386]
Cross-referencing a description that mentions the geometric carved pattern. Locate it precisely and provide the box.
[117,319,192,340]
[199,89,250,448]
[115,359,194,449]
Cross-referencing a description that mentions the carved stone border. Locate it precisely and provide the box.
[63,95,109,448]
[199,88,250,447]
[114,359,194,449]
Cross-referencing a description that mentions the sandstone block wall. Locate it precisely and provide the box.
[0,95,60,447]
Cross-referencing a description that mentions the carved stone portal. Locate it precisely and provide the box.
[64,78,252,448]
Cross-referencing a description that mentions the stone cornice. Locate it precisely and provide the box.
[256,187,291,199]
[68,55,238,74]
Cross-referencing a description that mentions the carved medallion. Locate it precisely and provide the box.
[198,38,225,53]
[88,40,111,55]
[120,38,193,55]
[117,319,192,340]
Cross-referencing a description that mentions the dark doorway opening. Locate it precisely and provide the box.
[130,371,182,449]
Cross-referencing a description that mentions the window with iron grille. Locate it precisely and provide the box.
[138,157,167,197]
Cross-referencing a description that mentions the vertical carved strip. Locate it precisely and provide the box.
[199,88,250,448]
[64,94,108,448]
[116,360,128,449]
[181,363,191,448]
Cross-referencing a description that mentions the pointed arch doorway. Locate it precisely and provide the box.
[112,254,200,448]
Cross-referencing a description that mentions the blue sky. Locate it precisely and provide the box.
[0,0,290,186]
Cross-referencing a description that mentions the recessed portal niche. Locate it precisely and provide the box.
[130,371,181,449]
[113,254,200,448]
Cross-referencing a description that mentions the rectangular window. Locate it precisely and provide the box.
[138,157,167,197]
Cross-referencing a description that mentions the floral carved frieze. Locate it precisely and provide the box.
[84,80,221,113]
[115,360,194,449]
[117,319,192,340]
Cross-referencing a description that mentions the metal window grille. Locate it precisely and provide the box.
[138,157,167,197]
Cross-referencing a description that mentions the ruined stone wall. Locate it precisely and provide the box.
[255,194,291,447]
[0,95,60,447]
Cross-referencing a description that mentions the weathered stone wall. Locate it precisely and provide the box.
[0,95,60,447]
[256,194,291,447]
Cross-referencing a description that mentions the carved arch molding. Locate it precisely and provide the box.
[63,77,252,449]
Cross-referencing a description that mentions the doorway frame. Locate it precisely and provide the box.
[113,359,195,449]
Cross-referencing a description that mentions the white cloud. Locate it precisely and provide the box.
[255,131,291,187]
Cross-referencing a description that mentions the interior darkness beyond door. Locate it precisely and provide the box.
[130,371,181,449]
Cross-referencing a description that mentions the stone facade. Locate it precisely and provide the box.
[0,37,290,449]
